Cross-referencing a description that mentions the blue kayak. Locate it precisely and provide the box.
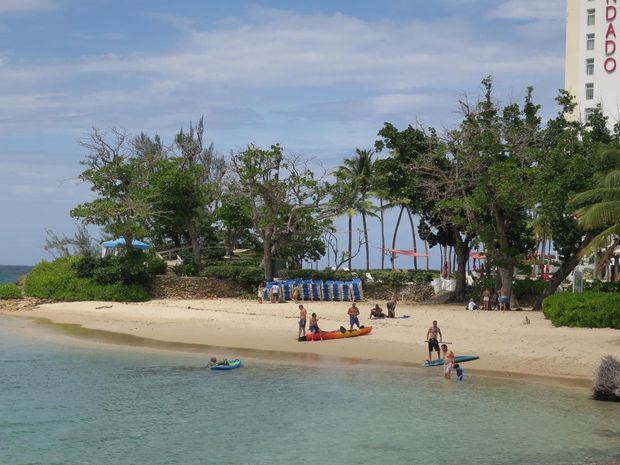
[210,359,241,371]
[423,356,479,367]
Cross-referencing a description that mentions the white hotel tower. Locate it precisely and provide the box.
[565,0,620,124]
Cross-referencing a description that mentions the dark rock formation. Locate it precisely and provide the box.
[593,355,620,402]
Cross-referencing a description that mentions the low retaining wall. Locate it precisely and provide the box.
[363,282,435,303]
[150,276,252,299]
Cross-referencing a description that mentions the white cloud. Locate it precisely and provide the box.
[0,0,57,13]
[488,0,564,21]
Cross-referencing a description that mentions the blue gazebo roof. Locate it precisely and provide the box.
[101,238,151,250]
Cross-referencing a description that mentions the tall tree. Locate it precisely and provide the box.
[231,144,330,280]
[334,149,376,270]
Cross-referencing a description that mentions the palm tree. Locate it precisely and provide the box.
[335,149,376,270]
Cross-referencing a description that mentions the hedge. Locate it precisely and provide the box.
[24,258,150,302]
[200,264,264,286]
[0,284,22,299]
[542,292,620,329]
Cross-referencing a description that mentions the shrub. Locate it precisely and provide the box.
[586,280,620,293]
[25,258,150,302]
[203,247,227,261]
[513,279,546,300]
[173,263,199,276]
[73,250,164,285]
[277,268,437,284]
[146,252,167,276]
[542,292,620,329]
[200,265,263,286]
[0,284,22,299]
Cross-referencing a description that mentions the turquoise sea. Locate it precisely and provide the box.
[0,264,32,284]
[1,315,619,465]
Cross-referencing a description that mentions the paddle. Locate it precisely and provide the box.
[424,341,452,344]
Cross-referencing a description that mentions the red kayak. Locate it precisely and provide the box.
[300,326,372,342]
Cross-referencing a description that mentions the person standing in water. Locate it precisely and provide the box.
[426,320,442,361]
[347,302,361,330]
[298,304,307,339]
[441,344,455,379]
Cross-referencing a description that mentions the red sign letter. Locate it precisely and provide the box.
[607,6,617,21]
[605,57,617,73]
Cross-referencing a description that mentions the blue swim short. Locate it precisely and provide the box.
[350,316,359,327]
[299,319,306,328]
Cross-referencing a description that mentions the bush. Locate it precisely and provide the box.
[203,247,227,261]
[277,268,437,284]
[542,292,620,329]
[200,265,263,286]
[586,280,620,292]
[73,250,164,285]
[25,258,150,302]
[513,279,546,300]
[0,284,22,299]
[173,263,199,276]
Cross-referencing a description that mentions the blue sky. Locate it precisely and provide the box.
[0,0,566,266]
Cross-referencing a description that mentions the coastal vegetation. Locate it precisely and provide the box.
[542,292,620,329]
[25,77,620,319]
[0,284,22,300]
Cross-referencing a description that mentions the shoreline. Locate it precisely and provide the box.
[3,298,618,390]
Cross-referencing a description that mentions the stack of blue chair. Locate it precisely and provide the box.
[332,281,343,301]
[302,280,313,301]
[322,280,334,300]
[351,278,363,301]
[310,280,322,300]
[341,282,351,301]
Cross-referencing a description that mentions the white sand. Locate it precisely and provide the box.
[6,298,619,382]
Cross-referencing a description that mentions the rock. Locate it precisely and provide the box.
[593,355,620,402]
[150,276,253,300]
[363,282,435,303]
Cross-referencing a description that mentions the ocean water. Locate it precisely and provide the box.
[1,316,619,465]
[0,264,32,284]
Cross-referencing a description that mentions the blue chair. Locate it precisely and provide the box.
[322,280,334,301]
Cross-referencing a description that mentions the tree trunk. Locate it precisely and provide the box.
[262,234,274,281]
[391,206,405,270]
[532,235,594,310]
[348,215,353,270]
[362,210,370,271]
[187,222,201,273]
[406,207,418,270]
[424,240,429,270]
[452,229,469,301]
[380,199,386,270]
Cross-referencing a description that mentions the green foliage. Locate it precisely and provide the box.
[513,279,546,300]
[277,269,436,284]
[73,250,164,285]
[25,258,150,302]
[172,263,199,277]
[585,280,620,292]
[0,284,22,299]
[200,265,263,286]
[467,276,496,300]
[542,292,620,329]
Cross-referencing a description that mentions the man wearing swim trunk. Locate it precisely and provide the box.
[441,344,455,379]
[426,320,442,361]
[309,313,322,341]
[298,304,307,339]
[347,303,360,330]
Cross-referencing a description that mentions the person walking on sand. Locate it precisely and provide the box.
[386,299,397,318]
[441,344,455,379]
[309,313,322,341]
[257,282,265,304]
[426,320,442,361]
[348,302,361,330]
[481,288,491,310]
[298,304,307,339]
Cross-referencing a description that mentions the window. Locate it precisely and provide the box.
[586,58,594,75]
[585,108,594,120]
[587,9,595,26]
[587,33,595,50]
[586,83,594,100]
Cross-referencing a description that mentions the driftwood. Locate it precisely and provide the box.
[593,355,620,402]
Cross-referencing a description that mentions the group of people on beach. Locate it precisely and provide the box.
[468,288,509,311]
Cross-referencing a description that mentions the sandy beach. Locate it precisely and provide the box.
[4,298,618,384]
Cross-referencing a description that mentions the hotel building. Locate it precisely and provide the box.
[565,0,620,124]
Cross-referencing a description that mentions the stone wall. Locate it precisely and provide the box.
[363,282,435,303]
[150,276,252,300]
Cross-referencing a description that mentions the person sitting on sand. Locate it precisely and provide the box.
[369,304,385,319]
[348,303,361,330]
[467,298,478,311]
[298,304,307,339]
[441,344,455,379]
[426,320,442,361]
[386,300,397,318]
[309,313,322,341]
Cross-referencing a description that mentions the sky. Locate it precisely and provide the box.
[0,0,567,267]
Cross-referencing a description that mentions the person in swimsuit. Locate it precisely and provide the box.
[348,303,361,329]
[298,304,307,339]
[292,284,300,303]
[441,344,455,379]
[426,320,442,361]
[369,304,385,319]
[257,282,265,304]
[499,287,507,311]
[309,313,322,341]
[271,282,280,304]
[481,288,491,310]
[386,300,397,318]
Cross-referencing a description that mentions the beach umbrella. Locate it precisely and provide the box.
[101,237,151,250]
